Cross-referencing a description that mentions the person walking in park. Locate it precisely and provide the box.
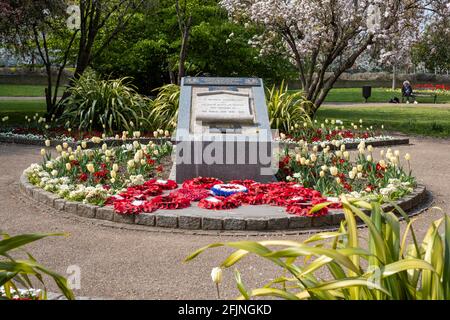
[402,80,418,104]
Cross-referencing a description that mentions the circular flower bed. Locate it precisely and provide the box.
[22,135,417,223]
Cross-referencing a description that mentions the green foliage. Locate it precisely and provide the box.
[412,21,450,71]
[149,84,181,131]
[0,231,74,300]
[93,0,296,92]
[58,71,151,133]
[186,199,450,300]
[266,81,312,133]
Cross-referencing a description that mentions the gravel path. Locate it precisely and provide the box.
[0,136,449,300]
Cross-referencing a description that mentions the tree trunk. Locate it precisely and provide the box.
[392,65,396,90]
[177,16,192,85]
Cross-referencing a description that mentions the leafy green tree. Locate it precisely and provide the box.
[412,20,450,72]
[93,0,295,93]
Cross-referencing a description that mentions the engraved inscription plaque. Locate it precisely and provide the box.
[195,90,253,123]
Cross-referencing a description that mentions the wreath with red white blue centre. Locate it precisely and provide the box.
[211,183,248,197]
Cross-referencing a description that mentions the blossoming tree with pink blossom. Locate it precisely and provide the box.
[220,0,450,114]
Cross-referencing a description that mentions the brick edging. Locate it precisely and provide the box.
[19,173,428,232]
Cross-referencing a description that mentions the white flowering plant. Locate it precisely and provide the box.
[278,140,415,200]
[24,136,173,205]
[276,118,387,145]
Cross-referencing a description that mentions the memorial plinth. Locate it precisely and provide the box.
[175,77,276,183]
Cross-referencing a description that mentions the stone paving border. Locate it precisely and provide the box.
[19,173,427,232]
[1,135,409,151]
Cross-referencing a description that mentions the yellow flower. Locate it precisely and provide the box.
[211,267,223,284]
[405,153,411,161]
[91,136,102,144]
[349,171,356,180]
[55,145,62,153]
[66,163,72,171]
[127,160,135,168]
[81,141,87,149]
[111,170,117,179]
[86,163,95,173]
[357,164,363,172]
[319,171,325,178]
[330,166,338,176]
[40,148,46,156]
[140,159,146,166]
[112,164,119,172]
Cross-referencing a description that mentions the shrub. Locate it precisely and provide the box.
[148,84,181,132]
[0,232,74,300]
[58,71,151,133]
[186,199,450,300]
[266,81,313,133]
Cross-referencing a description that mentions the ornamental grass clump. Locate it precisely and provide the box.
[148,84,181,132]
[0,232,74,300]
[266,81,313,133]
[186,199,450,300]
[58,71,151,133]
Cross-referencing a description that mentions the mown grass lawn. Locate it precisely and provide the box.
[289,87,450,103]
[1,98,450,138]
[0,84,65,97]
[316,106,450,137]
[0,100,46,125]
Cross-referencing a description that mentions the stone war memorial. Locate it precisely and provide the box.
[2,0,447,302]
[174,77,276,183]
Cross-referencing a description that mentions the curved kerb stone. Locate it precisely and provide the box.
[19,173,428,232]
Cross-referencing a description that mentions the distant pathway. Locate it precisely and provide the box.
[0,136,449,299]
